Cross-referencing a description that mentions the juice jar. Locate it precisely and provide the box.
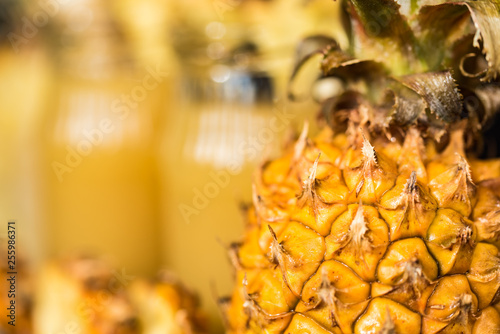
[40,0,161,277]
[159,43,286,332]
[160,0,344,331]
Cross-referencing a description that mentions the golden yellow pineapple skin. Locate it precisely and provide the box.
[225,127,500,334]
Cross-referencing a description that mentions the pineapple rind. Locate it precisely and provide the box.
[226,128,500,334]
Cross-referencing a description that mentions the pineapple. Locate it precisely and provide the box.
[128,271,208,334]
[224,0,500,333]
[33,257,208,334]
[34,256,140,334]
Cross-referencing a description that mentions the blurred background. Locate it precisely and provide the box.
[0,0,346,333]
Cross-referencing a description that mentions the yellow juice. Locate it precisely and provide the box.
[41,74,161,277]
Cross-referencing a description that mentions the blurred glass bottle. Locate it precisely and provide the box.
[0,0,53,266]
[40,0,160,276]
[160,1,343,331]
[160,3,289,332]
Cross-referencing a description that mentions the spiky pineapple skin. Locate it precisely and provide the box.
[33,257,208,334]
[225,126,500,334]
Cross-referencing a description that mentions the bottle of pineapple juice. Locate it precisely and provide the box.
[40,0,161,277]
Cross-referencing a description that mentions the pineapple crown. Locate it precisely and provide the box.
[289,0,500,147]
